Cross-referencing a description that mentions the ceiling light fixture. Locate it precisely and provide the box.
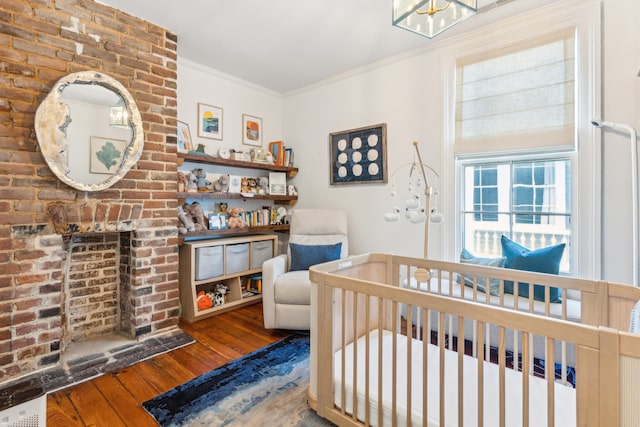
[392,0,477,39]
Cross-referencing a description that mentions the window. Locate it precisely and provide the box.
[462,159,571,273]
[455,30,576,273]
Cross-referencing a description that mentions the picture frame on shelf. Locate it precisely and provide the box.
[329,123,387,185]
[268,172,287,196]
[198,103,224,140]
[268,140,285,166]
[242,114,262,147]
[177,120,192,153]
[90,136,127,174]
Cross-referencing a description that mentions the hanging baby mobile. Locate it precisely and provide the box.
[384,141,442,259]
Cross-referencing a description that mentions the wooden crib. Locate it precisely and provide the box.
[308,253,640,427]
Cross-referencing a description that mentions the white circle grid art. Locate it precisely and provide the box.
[330,124,387,185]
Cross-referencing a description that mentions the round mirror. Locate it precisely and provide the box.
[35,71,144,192]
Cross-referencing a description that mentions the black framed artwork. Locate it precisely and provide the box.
[329,123,387,185]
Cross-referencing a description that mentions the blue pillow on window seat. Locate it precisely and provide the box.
[501,235,565,303]
[289,242,342,271]
[458,249,506,295]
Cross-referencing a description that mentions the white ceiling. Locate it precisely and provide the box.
[96,0,539,94]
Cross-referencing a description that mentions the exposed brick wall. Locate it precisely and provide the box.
[0,0,179,383]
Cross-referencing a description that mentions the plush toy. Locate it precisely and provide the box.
[177,170,188,192]
[184,201,207,231]
[240,177,250,193]
[227,207,247,228]
[213,174,230,192]
[177,204,196,234]
[256,176,269,195]
[197,290,212,310]
[192,168,212,192]
[247,177,258,193]
[288,184,298,196]
[185,171,198,192]
[274,207,288,225]
[265,152,274,164]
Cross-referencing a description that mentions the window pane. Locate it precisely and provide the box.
[462,158,571,273]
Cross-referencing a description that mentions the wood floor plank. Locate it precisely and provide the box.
[46,303,293,427]
[92,374,157,426]
[110,366,161,404]
[65,381,127,427]
[47,391,84,426]
[165,341,228,377]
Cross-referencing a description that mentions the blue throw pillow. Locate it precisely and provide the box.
[458,249,506,295]
[289,242,342,271]
[501,235,565,302]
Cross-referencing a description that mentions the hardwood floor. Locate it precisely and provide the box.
[46,303,290,426]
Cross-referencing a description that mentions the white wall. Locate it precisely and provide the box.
[177,0,640,283]
[600,0,640,283]
[177,59,284,156]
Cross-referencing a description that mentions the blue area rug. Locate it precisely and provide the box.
[143,334,334,426]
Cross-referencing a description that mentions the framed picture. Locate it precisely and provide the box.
[268,140,285,166]
[329,123,387,185]
[197,103,223,140]
[242,114,262,147]
[90,136,127,174]
[177,120,192,153]
[268,172,287,196]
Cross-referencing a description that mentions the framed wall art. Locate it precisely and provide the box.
[197,103,223,140]
[177,120,193,153]
[242,114,262,147]
[329,123,387,185]
[90,136,127,174]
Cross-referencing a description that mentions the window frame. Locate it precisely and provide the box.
[439,1,602,280]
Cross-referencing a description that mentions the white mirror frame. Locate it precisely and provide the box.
[35,71,144,192]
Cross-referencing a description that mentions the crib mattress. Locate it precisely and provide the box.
[333,329,576,427]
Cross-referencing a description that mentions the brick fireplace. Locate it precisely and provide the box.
[0,0,185,387]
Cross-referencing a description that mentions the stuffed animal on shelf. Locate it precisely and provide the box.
[184,201,207,231]
[288,184,298,196]
[192,168,212,192]
[185,171,198,192]
[227,207,247,228]
[213,174,230,193]
[177,204,196,234]
[240,177,250,193]
[197,290,212,310]
[256,176,269,195]
[247,177,258,193]
[177,170,188,192]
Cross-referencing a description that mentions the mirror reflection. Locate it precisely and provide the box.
[61,84,133,185]
[35,71,144,192]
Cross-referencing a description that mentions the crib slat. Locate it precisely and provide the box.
[439,312,445,427]
[365,297,371,427]
[340,288,346,416]
[352,291,358,423]
[392,301,398,427]
[477,320,484,427]
[457,316,464,427]
[378,297,384,427]
[522,331,530,427]
[422,307,429,427]
[499,326,506,427]
[546,336,555,427]
[406,305,413,427]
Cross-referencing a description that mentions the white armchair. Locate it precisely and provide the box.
[262,209,348,330]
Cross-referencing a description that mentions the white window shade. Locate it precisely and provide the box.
[455,30,576,156]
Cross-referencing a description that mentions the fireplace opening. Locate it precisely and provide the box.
[61,232,135,361]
